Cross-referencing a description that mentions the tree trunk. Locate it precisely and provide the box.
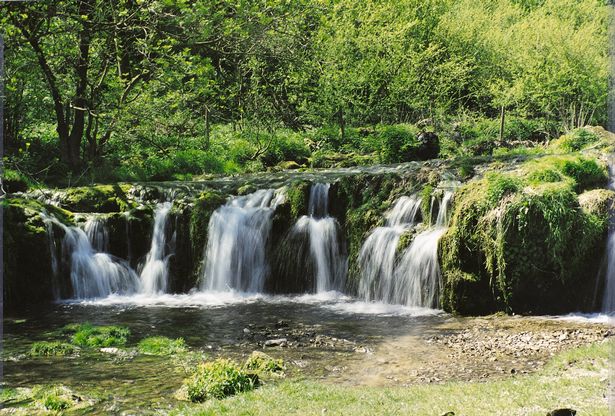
[499,106,506,143]
[204,105,210,150]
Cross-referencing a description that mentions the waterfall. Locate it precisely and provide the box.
[292,183,346,293]
[201,189,283,293]
[62,225,141,299]
[602,163,615,313]
[358,196,422,302]
[83,216,109,252]
[395,191,454,307]
[42,214,61,300]
[140,202,173,294]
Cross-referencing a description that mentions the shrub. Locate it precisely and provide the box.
[65,323,130,348]
[3,169,32,193]
[30,341,77,357]
[555,128,600,152]
[376,124,420,163]
[560,157,607,192]
[184,358,259,402]
[244,351,285,373]
[484,172,522,204]
[43,393,72,411]
[137,336,187,356]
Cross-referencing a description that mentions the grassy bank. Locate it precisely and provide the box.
[173,340,612,416]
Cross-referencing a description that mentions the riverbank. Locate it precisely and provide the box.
[1,299,611,414]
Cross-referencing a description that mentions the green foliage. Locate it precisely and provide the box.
[65,323,130,348]
[554,128,601,152]
[184,359,259,402]
[3,169,32,193]
[137,336,187,356]
[440,152,608,314]
[244,351,285,374]
[30,341,77,357]
[43,392,72,411]
[374,124,420,163]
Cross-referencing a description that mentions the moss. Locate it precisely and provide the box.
[420,185,434,223]
[30,341,78,357]
[64,323,130,348]
[183,359,259,402]
[440,158,607,315]
[578,189,614,222]
[137,336,187,355]
[286,181,310,218]
[3,198,72,310]
[60,184,135,213]
[244,351,285,374]
[550,127,601,152]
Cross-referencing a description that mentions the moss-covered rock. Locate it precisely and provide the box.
[3,198,72,310]
[578,188,615,221]
[60,184,134,213]
[440,156,608,315]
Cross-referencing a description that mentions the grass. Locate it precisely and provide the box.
[30,341,78,357]
[137,336,188,356]
[63,322,130,348]
[172,340,611,416]
[183,358,260,402]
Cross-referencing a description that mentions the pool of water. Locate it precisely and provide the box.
[2,292,449,414]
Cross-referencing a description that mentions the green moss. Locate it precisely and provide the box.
[43,392,72,411]
[244,351,285,374]
[30,341,78,357]
[60,184,135,213]
[137,336,188,356]
[65,323,130,348]
[184,359,259,402]
[550,128,600,152]
[286,181,310,218]
[420,185,434,223]
[440,157,607,314]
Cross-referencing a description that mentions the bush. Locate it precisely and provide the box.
[65,323,130,348]
[43,393,72,411]
[375,124,420,163]
[555,128,600,152]
[137,336,187,355]
[184,359,259,402]
[3,169,32,193]
[30,341,77,357]
[244,351,285,373]
[561,157,607,192]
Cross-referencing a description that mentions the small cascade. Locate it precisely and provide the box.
[395,190,454,307]
[83,216,109,253]
[602,163,615,313]
[140,202,173,294]
[63,227,141,299]
[358,196,422,302]
[201,189,283,293]
[292,183,346,293]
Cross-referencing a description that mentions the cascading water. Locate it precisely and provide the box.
[358,196,422,302]
[602,163,615,314]
[201,189,284,293]
[140,202,173,294]
[83,216,109,252]
[394,190,454,307]
[292,183,346,292]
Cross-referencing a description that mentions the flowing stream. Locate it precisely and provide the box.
[292,183,346,292]
[602,162,615,313]
[140,202,173,294]
[201,189,284,292]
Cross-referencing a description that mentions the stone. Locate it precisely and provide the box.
[264,338,288,347]
[546,409,576,416]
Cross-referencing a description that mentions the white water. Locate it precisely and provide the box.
[292,183,346,292]
[394,191,454,308]
[201,189,284,292]
[358,196,422,302]
[63,224,141,299]
[140,202,173,294]
[83,216,109,252]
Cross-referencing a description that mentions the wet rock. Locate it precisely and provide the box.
[264,338,288,347]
